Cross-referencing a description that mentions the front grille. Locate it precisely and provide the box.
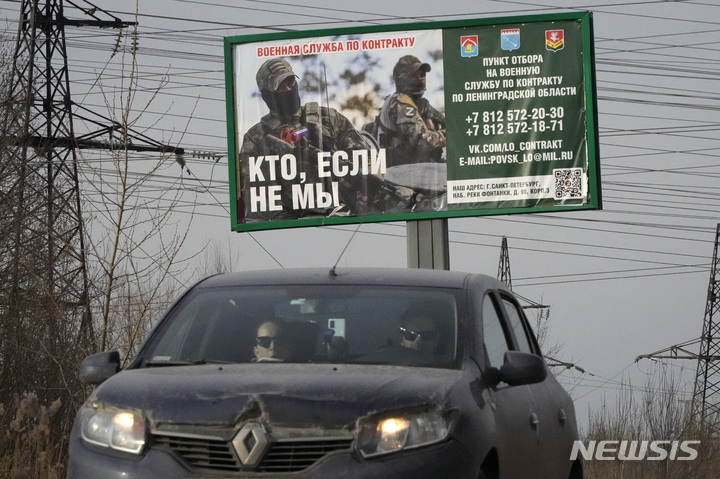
[258,438,354,472]
[153,435,239,471]
[153,433,353,473]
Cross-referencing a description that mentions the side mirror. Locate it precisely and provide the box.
[79,351,120,385]
[496,351,547,386]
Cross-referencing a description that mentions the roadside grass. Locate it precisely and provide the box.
[0,394,65,479]
[582,371,720,478]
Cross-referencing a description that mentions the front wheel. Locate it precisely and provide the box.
[569,460,583,479]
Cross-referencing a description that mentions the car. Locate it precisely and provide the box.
[67,267,582,478]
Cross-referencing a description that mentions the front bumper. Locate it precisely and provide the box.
[66,435,478,479]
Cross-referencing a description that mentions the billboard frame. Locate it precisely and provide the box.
[224,11,601,232]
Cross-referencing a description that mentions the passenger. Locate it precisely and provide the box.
[399,313,440,354]
[253,319,293,361]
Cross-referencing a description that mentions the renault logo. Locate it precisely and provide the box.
[232,423,269,467]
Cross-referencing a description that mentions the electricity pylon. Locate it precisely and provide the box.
[635,224,720,430]
[495,236,575,371]
[497,236,512,289]
[692,223,720,428]
[2,0,183,350]
[495,236,547,308]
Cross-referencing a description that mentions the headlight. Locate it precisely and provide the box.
[355,406,457,458]
[79,402,146,454]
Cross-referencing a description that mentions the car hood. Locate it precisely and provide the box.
[92,363,463,428]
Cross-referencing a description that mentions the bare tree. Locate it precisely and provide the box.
[192,235,242,281]
[530,304,563,360]
[80,24,198,361]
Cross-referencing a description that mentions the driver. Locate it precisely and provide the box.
[253,319,293,361]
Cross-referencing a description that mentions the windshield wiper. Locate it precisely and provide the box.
[144,359,234,367]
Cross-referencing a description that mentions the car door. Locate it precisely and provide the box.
[479,291,546,478]
[499,294,576,477]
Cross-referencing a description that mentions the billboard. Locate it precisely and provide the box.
[224,11,600,232]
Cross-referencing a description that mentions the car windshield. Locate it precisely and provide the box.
[141,284,460,368]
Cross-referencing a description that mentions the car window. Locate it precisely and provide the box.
[141,285,461,369]
[482,294,511,369]
[501,297,533,354]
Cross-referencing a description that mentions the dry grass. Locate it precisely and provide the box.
[582,371,720,479]
[0,394,65,479]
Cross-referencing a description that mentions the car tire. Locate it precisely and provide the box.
[478,451,499,479]
[568,460,583,479]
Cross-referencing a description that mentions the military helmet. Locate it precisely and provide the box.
[392,55,431,82]
[392,55,431,95]
[256,58,297,92]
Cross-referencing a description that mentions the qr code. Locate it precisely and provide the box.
[554,168,583,199]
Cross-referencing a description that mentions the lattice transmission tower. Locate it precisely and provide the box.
[497,236,512,289]
[692,223,720,428]
[1,0,183,350]
[635,224,720,431]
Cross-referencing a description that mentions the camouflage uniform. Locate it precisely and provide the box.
[376,55,446,167]
[238,59,373,222]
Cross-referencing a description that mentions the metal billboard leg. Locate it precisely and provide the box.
[406,219,449,270]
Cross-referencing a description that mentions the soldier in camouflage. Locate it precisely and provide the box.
[238,58,375,222]
[376,55,446,167]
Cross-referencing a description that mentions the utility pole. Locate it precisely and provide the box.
[2,0,183,351]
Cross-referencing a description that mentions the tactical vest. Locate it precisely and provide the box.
[376,93,424,148]
[259,102,337,152]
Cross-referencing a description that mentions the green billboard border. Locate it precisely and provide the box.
[224,11,601,233]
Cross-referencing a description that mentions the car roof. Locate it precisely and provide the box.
[195,267,506,291]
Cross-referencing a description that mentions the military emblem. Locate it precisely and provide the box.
[501,29,520,51]
[404,106,417,117]
[461,35,478,58]
[546,30,564,52]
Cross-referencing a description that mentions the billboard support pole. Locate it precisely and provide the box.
[406,219,449,270]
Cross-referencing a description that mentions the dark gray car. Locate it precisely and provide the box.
[67,267,582,478]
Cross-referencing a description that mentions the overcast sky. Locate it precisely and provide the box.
[2,0,719,429]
